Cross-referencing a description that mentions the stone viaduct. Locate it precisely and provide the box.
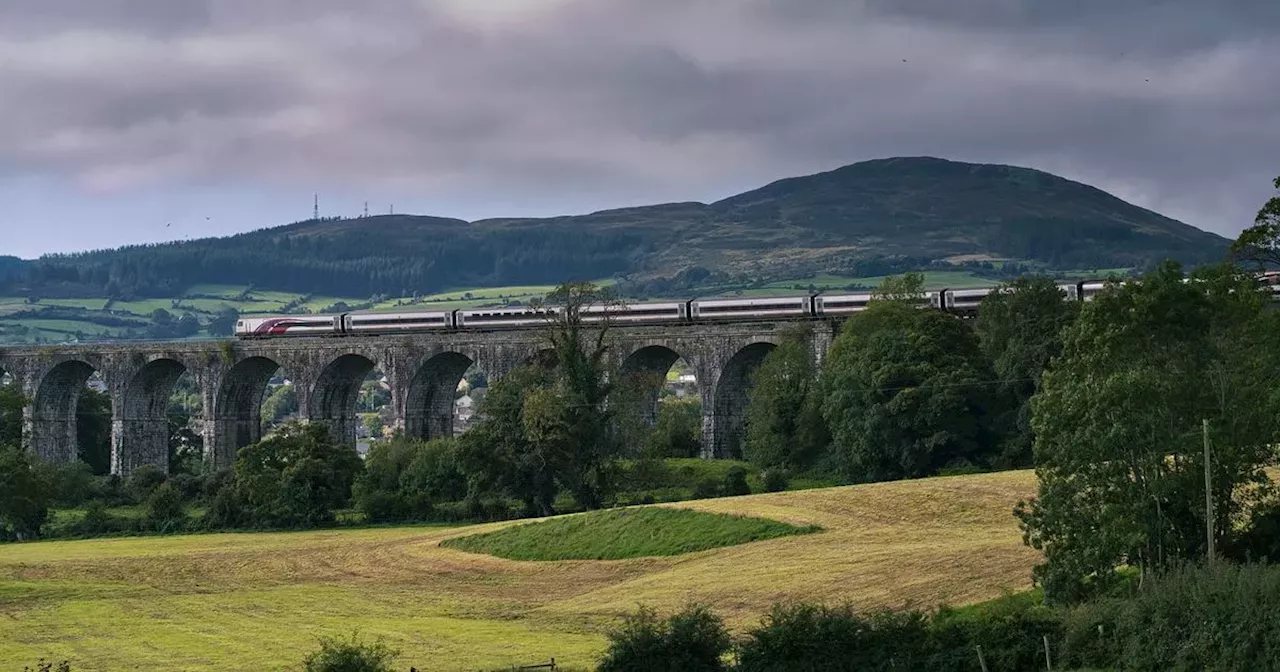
[0,320,837,476]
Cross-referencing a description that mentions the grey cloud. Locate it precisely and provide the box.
[0,0,1276,234]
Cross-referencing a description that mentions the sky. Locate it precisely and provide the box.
[1,0,1277,259]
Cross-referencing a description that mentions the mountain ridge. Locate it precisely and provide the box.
[5,157,1229,301]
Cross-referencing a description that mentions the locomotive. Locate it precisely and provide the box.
[234,280,1115,339]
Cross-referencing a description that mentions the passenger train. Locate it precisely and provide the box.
[235,279,1123,339]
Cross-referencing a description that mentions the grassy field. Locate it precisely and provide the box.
[443,507,818,561]
[0,470,1040,671]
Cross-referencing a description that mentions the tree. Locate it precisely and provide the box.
[1015,261,1280,602]
[232,422,364,528]
[457,365,558,516]
[644,399,702,458]
[974,276,1079,467]
[208,307,239,336]
[76,388,112,475]
[175,313,201,338]
[0,381,25,448]
[821,273,998,482]
[1229,175,1280,268]
[0,444,49,541]
[743,325,826,470]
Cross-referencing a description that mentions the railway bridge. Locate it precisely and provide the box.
[0,320,836,475]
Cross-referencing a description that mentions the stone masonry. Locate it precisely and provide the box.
[0,319,838,475]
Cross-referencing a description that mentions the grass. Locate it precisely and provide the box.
[442,507,819,561]
[0,470,1040,671]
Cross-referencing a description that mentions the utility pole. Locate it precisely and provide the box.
[1204,418,1215,561]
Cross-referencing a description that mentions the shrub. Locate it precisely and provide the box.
[234,422,363,528]
[301,632,398,672]
[0,444,50,541]
[1059,562,1280,671]
[143,482,187,533]
[70,501,134,537]
[598,605,731,672]
[353,438,464,523]
[929,600,1061,672]
[33,460,95,508]
[691,478,720,500]
[167,472,202,502]
[126,465,168,503]
[737,603,932,672]
[761,468,789,493]
[22,660,72,672]
[721,466,751,497]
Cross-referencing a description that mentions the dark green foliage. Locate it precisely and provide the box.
[442,507,818,561]
[70,501,132,537]
[126,465,168,503]
[0,381,25,448]
[458,365,559,517]
[598,604,731,672]
[691,478,720,500]
[301,632,398,672]
[721,466,751,497]
[736,603,932,672]
[643,399,702,458]
[1059,563,1280,671]
[33,460,95,508]
[232,422,364,528]
[973,275,1078,467]
[743,326,827,471]
[1017,261,1280,602]
[0,444,49,541]
[821,273,998,483]
[353,437,466,522]
[22,660,72,672]
[1229,174,1280,269]
[143,482,187,532]
[761,468,789,493]
[75,389,112,475]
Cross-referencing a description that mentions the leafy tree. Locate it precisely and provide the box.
[175,312,201,338]
[974,275,1079,467]
[143,481,187,532]
[644,399,702,458]
[597,604,731,672]
[1229,174,1280,268]
[0,444,50,541]
[353,437,466,522]
[821,273,998,482]
[1015,261,1280,602]
[208,307,239,336]
[260,384,298,431]
[458,365,558,517]
[743,325,827,470]
[233,422,364,528]
[76,388,112,475]
[0,381,26,448]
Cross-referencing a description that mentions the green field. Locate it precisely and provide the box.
[0,471,1040,670]
[443,507,819,561]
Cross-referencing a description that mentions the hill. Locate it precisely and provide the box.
[8,157,1227,302]
[0,470,1039,670]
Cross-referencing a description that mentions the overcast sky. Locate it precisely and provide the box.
[1,0,1277,259]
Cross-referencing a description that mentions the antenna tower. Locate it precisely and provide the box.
[313,194,319,220]
[363,202,369,218]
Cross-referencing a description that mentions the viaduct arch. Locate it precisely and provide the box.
[0,320,837,475]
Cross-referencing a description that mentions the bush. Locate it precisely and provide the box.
[22,661,72,672]
[737,603,932,672]
[234,422,363,528]
[167,472,202,502]
[691,478,720,500]
[0,444,50,541]
[301,632,398,672]
[598,605,731,672]
[353,438,464,523]
[126,465,168,504]
[721,466,751,497]
[1059,562,1280,671]
[69,501,135,537]
[33,460,95,508]
[761,468,789,493]
[143,482,187,532]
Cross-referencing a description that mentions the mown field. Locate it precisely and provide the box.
[0,470,1040,671]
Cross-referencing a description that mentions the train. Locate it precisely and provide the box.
[234,280,1118,339]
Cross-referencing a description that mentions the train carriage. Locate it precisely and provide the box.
[235,315,342,338]
[691,296,812,321]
